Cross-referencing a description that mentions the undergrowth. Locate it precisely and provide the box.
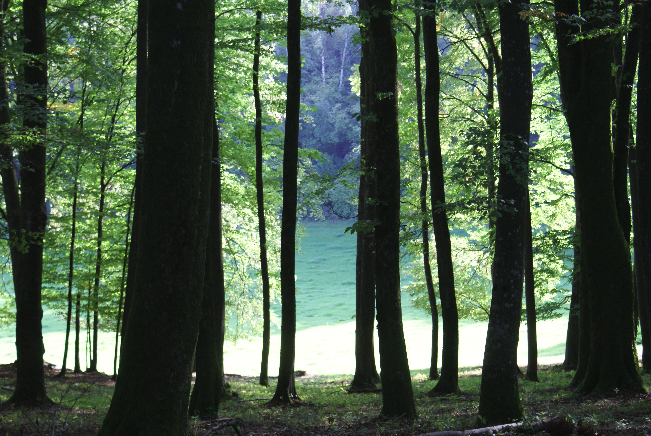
[2,364,651,435]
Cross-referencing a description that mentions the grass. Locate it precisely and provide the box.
[2,364,651,435]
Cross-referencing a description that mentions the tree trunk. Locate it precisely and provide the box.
[524,189,538,382]
[338,32,350,91]
[1,0,50,407]
[270,0,300,404]
[89,159,107,373]
[562,212,579,370]
[370,0,416,418]
[413,10,439,382]
[253,11,272,387]
[423,0,459,396]
[636,0,651,376]
[477,0,531,425]
[350,2,380,389]
[122,0,148,341]
[97,0,214,432]
[554,0,644,395]
[612,5,640,248]
[60,158,80,378]
[74,290,81,373]
[189,118,224,418]
[113,186,134,379]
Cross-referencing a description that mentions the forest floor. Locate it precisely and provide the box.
[1,363,651,435]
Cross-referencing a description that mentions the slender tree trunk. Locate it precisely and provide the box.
[370,0,416,418]
[89,159,106,373]
[189,118,224,418]
[524,189,538,382]
[423,0,459,396]
[338,32,350,91]
[253,11,272,387]
[123,0,148,340]
[1,0,50,406]
[477,0,531,425]
[59,156,80,378]
[636,0,651,376]
[74,290,81,373]
[554,0,644,395]
[612,6,640,248]
[113,186,134,379]
[414,12,439,382]
[563,208,580,370]
[270,0,301,404]
[98,0,214,431]
[350,2,380,389]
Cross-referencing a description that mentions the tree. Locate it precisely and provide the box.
[271,0,301,404]
[122,0,147,343]
[0,0,50,407]
[477,0,532,425]
[635,0,651,375]
[350,0,380,392]
[422,0,459,395]
[554,0,644,395]
[189,118,224,418]
[254,10,272,387]
[370,0,416,418]
[97,0,215,432]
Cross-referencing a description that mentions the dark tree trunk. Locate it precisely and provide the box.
[113,185,134,379]
[1,0,50,407]
[253,11,272,387]
[370,0,416,418]
[524,189,538,382]
[562,206,580,370]
[60,156,80,378]
[477,0,531,425]
[122,0,148,341]
[612,5,640,247]
[350,0,380,391]
[413,10,439,382]
[89,159,107,373]
[270,0,300,404]
[423,0,459,396]
[74,291,81,373]
[636,0,651,375]
[97,0,214,432]
[189,118,224,418]
[554,0,644,395]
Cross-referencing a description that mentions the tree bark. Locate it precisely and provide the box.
[413,10,439,382]
[612,5,640,248]
[477,0,531,425]
[423,0,459,396]
[253,11,272,387]
[524,189,538,382]
[89,158,107,373]
[122,0,148,341]
[554,0,644,395]
[350,1,380,389]
[562,207,579,370]
[113,185,134,379]
[636,0,651,376]
[189,118,224,418]
[270,0,301,404]
[370,0,416,418]
[1,0,50,407]
[97,0,214,432]
[60,153,81,378]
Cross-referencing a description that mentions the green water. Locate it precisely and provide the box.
[0,220,571,376]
